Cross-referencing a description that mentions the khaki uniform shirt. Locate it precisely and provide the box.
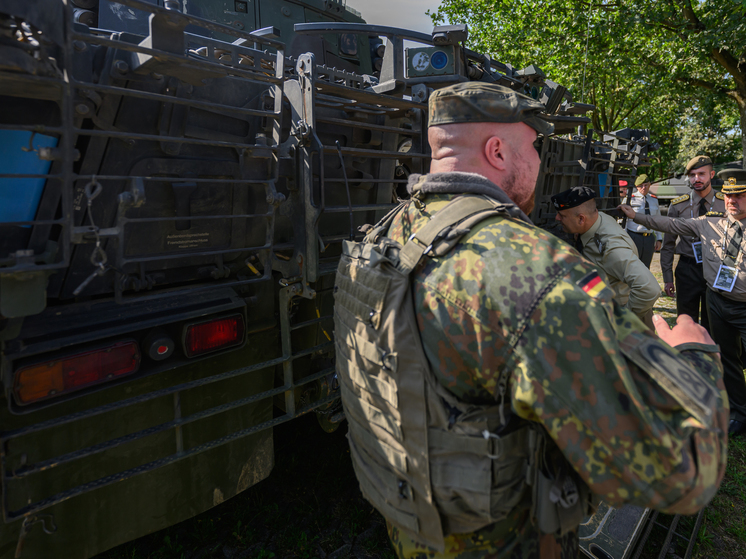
[660,190,725,283]
[635,211,746,302]
[578,212,660,317]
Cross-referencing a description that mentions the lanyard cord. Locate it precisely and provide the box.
[689,195,712,219]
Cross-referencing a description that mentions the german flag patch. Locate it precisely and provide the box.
[577,271,609,299]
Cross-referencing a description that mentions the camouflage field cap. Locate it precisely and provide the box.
[428,82,554,136]
[685,155,713,174]
[635,174,649,187]
[551,186,596,210]
[718,169,746,195]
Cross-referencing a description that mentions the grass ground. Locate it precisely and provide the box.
[96,253,745,559]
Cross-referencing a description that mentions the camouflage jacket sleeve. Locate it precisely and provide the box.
[405,203,727,514]
[510,256,728,514]
[660,202,679,284]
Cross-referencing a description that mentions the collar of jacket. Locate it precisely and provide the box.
[406,172,532,224]
[579,210,607,249]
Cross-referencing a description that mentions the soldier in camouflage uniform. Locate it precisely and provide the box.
[338,83,728,559]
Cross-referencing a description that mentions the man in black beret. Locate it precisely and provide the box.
[552,186,660,328]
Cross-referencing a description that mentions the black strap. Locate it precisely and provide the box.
[698,198,708,217]
[726,222,743,265]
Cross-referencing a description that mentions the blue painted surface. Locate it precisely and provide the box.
[0,131,58,223]
[598,172,608,198]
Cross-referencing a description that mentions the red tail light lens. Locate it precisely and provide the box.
[14,341,141,405]
[184,314,245,358]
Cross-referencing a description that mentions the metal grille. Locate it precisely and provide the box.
[0,0,285,304]
[532,128,653,227]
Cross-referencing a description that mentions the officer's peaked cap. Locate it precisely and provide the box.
[718,169,746,195]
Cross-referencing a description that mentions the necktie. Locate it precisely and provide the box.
[574,235,584,255]
[644,198,650,215]
[699,198,708,217]
[726,222,743,265]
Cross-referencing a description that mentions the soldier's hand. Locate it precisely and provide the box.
[653,314,714,346]
[664,282,675,297]
[617,204,636,219]
[654,240,662,252]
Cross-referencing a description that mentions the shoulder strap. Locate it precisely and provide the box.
[397,195,517,273]
[363,200,411,244]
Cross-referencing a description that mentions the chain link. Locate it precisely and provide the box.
[72,177,109,296]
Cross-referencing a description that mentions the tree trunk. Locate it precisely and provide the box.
[740,99,746,168]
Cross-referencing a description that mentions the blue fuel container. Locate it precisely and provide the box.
[0,130,58,224]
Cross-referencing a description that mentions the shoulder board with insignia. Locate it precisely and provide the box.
[705,211,724,217]
[672,194,690,205]
[716,192,725,200]
[650,193,658,198]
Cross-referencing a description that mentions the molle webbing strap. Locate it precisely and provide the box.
[363,200,410,244]
[348,419,408,473]
[349,438,412,503]
[428,426,529,458]
[345,390,403,441]
[350,447,420,534]
[335,344,399,407]
[398,195,516,273]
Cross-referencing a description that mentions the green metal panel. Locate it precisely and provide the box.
[0,331,277,558]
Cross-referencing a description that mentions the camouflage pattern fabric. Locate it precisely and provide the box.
[384,178,728,559]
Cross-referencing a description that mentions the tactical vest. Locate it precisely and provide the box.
[333,194,594,551]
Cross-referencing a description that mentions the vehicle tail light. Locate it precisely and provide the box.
[184,314,245,358]
[14,341,141,405]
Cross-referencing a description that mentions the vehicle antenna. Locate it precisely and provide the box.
[336,140,355,241]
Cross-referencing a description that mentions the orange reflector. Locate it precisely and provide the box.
[14,341,141,405]
[184,314,245,358]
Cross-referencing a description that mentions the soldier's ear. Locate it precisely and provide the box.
[484,136,508,172]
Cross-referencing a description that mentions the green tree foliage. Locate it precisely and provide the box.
[429,0,745,175]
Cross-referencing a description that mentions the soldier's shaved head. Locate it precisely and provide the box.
[555,198,599,235]
[428,121,540,214]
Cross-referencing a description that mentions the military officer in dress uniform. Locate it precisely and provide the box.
[553,186,661,329]
[621,170,746,436]
[660,156,725,331]
[626,174,662,268]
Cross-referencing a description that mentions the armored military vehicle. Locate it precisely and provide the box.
[0,1,667,557]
